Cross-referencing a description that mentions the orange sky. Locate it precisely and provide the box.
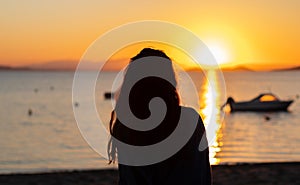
[1,0,300,70]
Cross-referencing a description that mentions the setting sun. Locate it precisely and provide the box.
[206,43,230,65]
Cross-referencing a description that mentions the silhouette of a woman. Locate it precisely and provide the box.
[108,48,211,185]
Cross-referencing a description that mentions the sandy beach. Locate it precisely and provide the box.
[1,162,299,185]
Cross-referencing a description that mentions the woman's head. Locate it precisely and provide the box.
[117,48,180,119]
[130,48,170,61]
[129,48,177,87]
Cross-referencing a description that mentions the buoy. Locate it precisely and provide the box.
[28,109,33,116]
[104,92,114,99]
[264,115,271,121]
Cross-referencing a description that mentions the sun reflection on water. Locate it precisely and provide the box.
[199,70,224,165]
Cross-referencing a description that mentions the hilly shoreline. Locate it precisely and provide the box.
[1,63,300,72]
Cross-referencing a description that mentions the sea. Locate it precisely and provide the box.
[0,70,300,174]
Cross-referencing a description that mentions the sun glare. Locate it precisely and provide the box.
[207,44,229,65]
[200,70,223,165]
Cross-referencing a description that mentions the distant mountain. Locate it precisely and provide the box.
[27,59,129,71]
[0,65,12,70]
[0,61,82,71]
[0,59,129,71]
[274,66,300,71]
[0,65,30,70]
[26,60,79,71]
[175,65,255,72]
[221,65,254,72]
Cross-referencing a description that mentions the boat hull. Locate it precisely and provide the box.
[230,100,293,112]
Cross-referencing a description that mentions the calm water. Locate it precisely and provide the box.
[0,70,299,174]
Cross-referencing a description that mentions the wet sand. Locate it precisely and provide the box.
[1,162,299,185]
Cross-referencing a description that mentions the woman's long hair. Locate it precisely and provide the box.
[108,48,180,164]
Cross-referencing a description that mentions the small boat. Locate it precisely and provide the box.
[223,93,293,112]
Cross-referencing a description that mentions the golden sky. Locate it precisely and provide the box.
[1,0,300,70]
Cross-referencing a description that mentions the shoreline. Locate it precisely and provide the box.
[1,162,300,185]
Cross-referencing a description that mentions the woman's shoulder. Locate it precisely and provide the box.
[179,106,205,128]
[179,106,203,120]
[180,106,198,113]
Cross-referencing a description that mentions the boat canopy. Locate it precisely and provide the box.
[251,93,279,102]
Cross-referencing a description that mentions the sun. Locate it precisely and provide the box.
[193,41,231,67]
[207,43,229,65]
